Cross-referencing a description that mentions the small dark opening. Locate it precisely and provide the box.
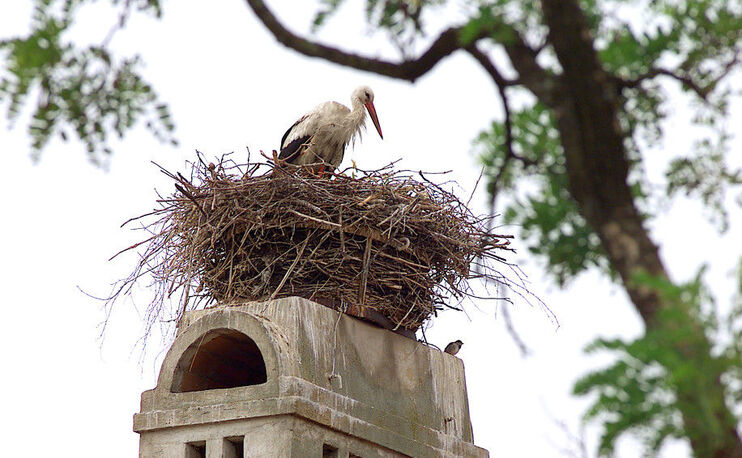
[323,444,339,457]
[172,328,267,392]
[225,436,245,458]
[186,441,206,458]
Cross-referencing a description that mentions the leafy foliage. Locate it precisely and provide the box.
[574,268,742,456]
[460,0,544,46]
[312,0,446,57]
[311,0,345,31]
[464,0,742,284]
[4,0,739,454]
[304,1,742,455]
[666,139,742,232]
[725,259,742,419]
[0,0,174,165]
[474,102,609,285]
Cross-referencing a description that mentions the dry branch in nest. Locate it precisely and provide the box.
[112,154,515,334]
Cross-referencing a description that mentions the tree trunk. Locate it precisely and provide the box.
[539,1,742,456]
[243,0,742,453]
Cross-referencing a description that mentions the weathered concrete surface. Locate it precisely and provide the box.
[134,297,489,457]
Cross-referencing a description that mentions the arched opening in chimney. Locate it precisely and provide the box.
[171,328,267,392]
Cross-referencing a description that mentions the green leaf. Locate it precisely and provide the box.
[575,268,741,456]
[474,102,609,285]
[0,0,175,165]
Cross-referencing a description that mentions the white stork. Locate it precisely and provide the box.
[278,86,383,175]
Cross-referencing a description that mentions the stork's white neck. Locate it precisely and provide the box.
[348,97,367,134]
[351,95,365,110]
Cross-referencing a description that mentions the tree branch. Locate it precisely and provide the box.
[244,0,489,82]
[497,29,562,108]
[467,45,538,210]
[501,302,531,357]
[619,68,708,97]
[617,51,740,101]
[468,46,513,210]
[540,1,742,452]
[466,45,519,88]
[540,0,665,321]
[466,45,537,164]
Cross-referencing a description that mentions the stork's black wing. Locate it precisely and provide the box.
[279,115,311,164]
[280,116,306,149]
[279,135,311,163]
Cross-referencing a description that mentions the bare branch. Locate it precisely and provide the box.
[617,51,741,100]
[466,45,538,214]
[542,404,591,458]
[498,28,562,107]
[501,302,531,357]
[467,45,514,213]
[466,45,537,165]
[244,0,492,82]
[466,45,519,88]
[620,68,708,99]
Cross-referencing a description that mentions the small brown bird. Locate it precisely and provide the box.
[444,340,463,356]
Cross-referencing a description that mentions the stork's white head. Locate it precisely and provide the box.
[352,86,383,140]
[352,85,375,104]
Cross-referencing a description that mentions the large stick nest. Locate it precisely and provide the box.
[115,155,514,332]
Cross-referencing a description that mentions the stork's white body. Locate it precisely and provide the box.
[279,86,383,174]
[282,101,363,168]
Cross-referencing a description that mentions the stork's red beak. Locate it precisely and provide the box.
[365,101,383,140]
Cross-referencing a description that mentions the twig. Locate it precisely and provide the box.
[358,237,372,306]
[269,236,309,300]
[501,302,531,357]
[174,183,208,219]
[102,157,530,349]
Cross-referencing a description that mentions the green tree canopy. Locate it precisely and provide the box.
[236,2,742,453]
[3,1,741,456]
[0,0,175,165]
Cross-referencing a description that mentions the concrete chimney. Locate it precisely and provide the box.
[134,297,488,457]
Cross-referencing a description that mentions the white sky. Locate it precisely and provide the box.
[1,2,740,457]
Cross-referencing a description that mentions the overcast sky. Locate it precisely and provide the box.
[2,2,741,457]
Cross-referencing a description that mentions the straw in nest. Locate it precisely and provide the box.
[111,154,515,334]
